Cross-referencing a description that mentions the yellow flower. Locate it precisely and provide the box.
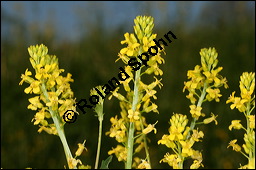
[191,150,203,162]
[203,67,223,84]
[227,139,241,152]
[24,80,41,94]
[190,160,204,169]
[158,135,175,148]
[180,139,194,156]
[142,121,158,134]
[185,92,197,104]
[68,158,82,169]
[160,153,182,169]
[38,125,57,135]
[108,145,127,162]
[75,140,87,157]
[19,68,33,85]
[169,126,184,141]
[189,105,204,119]
[46,92,60,111]
[106,116,127,143]
[203,112,218,125]
[248,115,255,129]
[144,102,158,113]
[120,33,140,56]
[35,64,51,80]
[32,109,47,125]
[191,129,204,142]
[137,159,151,169]
[229,120,243,131]
[27,96,43,110]
[226,92,247,112]
[142,89,157,101]
[206,88,222,102]
[142,35,156,52]
[128,109,140,122]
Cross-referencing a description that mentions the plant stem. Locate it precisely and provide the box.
[177,142,183,169]
[143,135,151,168]
[41,83,75,169]
[187,82,207,140]
[126,64,142,169]
[139,118,151,168]
[95,115,103,169]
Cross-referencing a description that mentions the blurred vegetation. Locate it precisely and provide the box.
[1,1,255,169]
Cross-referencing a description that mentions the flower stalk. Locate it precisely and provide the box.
[126,58,142,169]
[90,86,105,169]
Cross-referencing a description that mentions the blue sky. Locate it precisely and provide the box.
[1,1,254,42]
[1,1,207,42]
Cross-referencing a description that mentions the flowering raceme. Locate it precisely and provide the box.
[106,15,170,169]
[19,44,88,169]
[159,47,228,169]
[227,72,255,169]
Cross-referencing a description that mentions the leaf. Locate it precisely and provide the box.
[100,155,113,169]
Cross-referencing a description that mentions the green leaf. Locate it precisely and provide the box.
[100,155,113,169]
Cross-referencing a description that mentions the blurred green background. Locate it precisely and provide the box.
[1,1,255,169]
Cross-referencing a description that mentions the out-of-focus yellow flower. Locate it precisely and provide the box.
[75,140,87,157]
[108,145,127,162]
[227,139,241,152]
[229,120,243,131]
[137,159,151,169]
[190,160,204,169]
[191,129,204,142]
[68,158,82,169]
[106,116,127,143]
[160,153,182,169]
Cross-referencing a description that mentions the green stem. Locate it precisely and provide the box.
[95,115,103,169]
[187,82,207,140]
[41,83,75,169]
[139,118,151,168]
[126,64,142,169]
[143,136,151,168]
[245,102,254,163]
[177,142,183,169]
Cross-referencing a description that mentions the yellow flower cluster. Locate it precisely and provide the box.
[20,44,77,134]
[106,16,169,168]
[158,114,203,168]
[183,48,228,105]
[19,44,89,169]
[227,72,255,169]
[159,47,226,169]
